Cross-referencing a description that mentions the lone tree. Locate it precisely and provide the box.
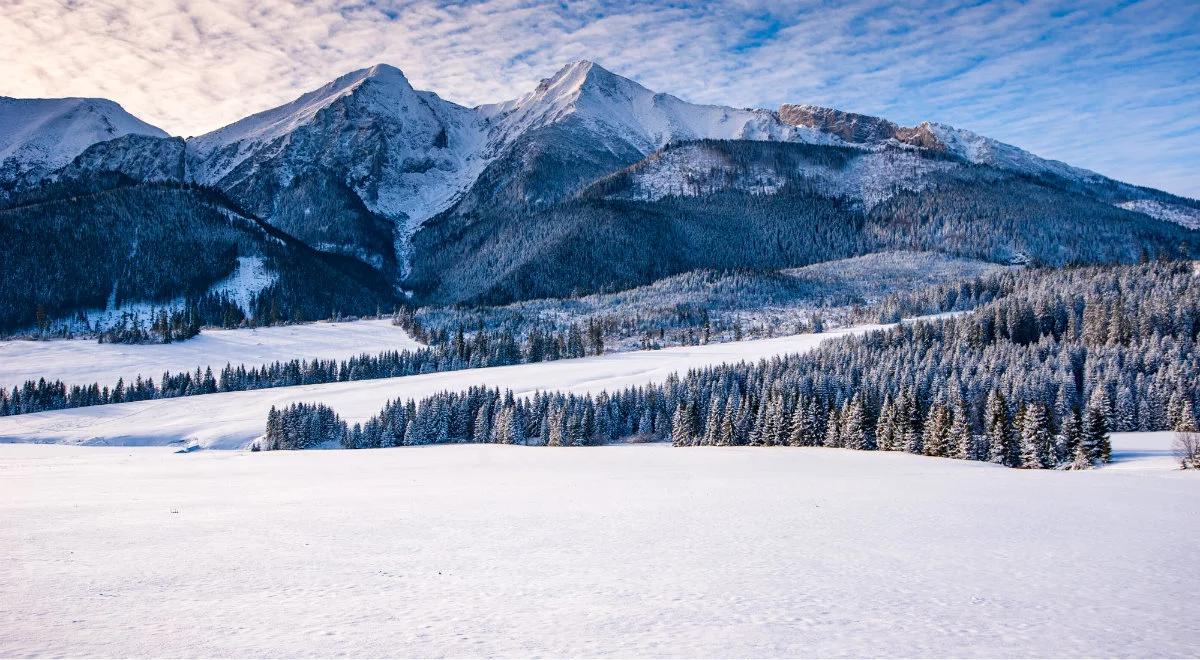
[1174,431,1200,470]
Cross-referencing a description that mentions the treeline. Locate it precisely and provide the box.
[277,262,1200,470]
[394,308,605,360]
[97,308,203,344]
[259,403,348,450]
[0,312,610,417]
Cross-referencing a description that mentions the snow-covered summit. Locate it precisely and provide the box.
[923,121,1101,183]
[183,63,487,270]
[0,96,166,181]
[189,64,443,159]
[479,60,836,155]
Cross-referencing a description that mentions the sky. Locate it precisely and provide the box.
[2,0,1197,198]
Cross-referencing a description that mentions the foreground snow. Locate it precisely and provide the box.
[0,325,882,448]
[0,318,421,388]
[1,438,1196,657]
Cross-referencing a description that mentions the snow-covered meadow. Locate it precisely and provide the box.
[0,324,884,448]
[0,318,421,388]
[1,435,1196,658]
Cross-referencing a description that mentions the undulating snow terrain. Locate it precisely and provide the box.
[0,324,883,448]
[0,434,1195,657]
[0,318,420,388]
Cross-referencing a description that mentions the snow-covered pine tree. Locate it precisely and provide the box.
[1019,401,1054,469]
[923,399,952,457]
[823,403,842,448]
[950,395,975,460]
[671,402,694,447]
[1082,388,1112,464]
[986,389,1018,467]
[875,394,896,451]
[842,395,870,450]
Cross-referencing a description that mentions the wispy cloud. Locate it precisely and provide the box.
[1,0,1197,197]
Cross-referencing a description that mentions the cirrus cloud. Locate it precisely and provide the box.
[1,0,1197,197]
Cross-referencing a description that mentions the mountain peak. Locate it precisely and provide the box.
[190,62,427,157]
[327,63,414,96]
[536,60,642,96]
[0,96,166,176]
[365,62,405,77]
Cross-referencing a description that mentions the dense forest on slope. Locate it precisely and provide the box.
[408,139,1200,305]
[409,182,871,304]
[0,178,397,332]
[411,251,1010,350]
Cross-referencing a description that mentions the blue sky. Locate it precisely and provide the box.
[2,0,1197,197]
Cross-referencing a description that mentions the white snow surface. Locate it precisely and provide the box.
[0,97,166,177]
[0,324,883,449]
[0,318,419,389]
[1118,199,1200,230]
[1,433,1196,657]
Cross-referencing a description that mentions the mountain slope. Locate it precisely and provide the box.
[409,138,1200,305]
[5,60,1199,315]
[187,64,486,271]
[0,177,397,333]
[0,97,167,189]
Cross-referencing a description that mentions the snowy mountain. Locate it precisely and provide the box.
[56,134,186,184]
[479,61,836,154]
[0,97,167,188]
[5,60,1200,313]
[186,64,486,270]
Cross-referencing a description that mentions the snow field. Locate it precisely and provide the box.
[0,318,421,389]
[0,437,1196,657]
[0,324,884,448]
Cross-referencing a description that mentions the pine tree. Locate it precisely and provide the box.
[1114,385,1137,432]
[842,395,871,450]
[923,401,952,457]
[899,388,922,454]
[986,389,1018,467]
[264,405,282,450]
[1019,401,1053,469]
[547,405,565,447]
[1173,394,1198,432]
[717,398,736,446]
[671,403,694,447]
[823,403,842,448]
[702,396,723,446]
[950,395,975,460]
[787,396,808,447]
[1082,388,1112,464]
[875,394,896,451]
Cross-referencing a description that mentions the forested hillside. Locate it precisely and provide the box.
[409,140,1200,305]
[306,262,1200,470]
[0,178,397,333]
